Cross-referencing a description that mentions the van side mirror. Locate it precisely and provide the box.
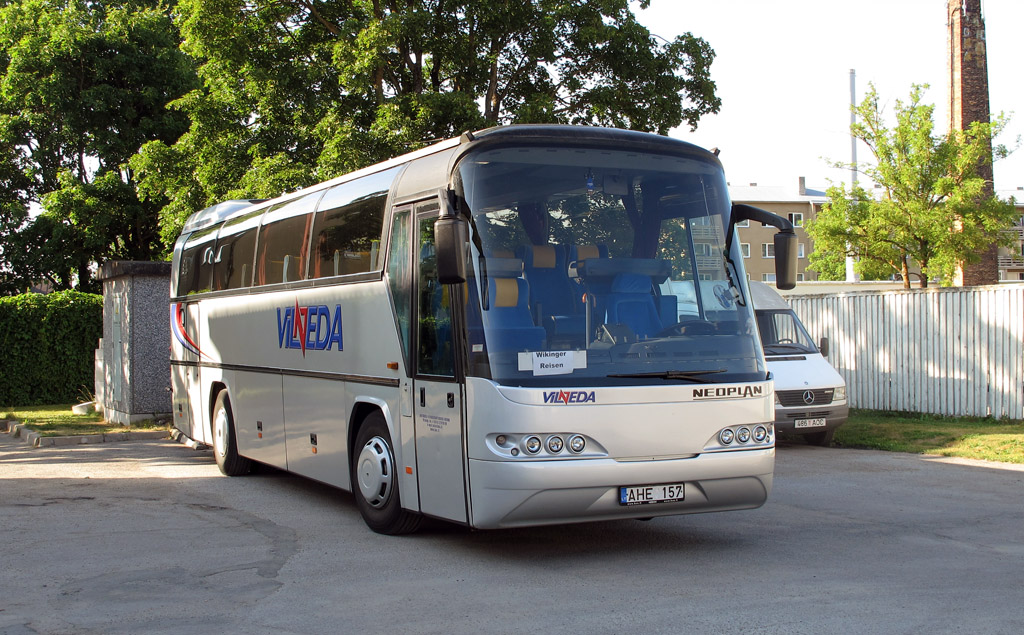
[819,336,830,357]
[435,190,468,284]
[731,203,798,290]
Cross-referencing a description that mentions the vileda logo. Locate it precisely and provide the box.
[277,301,343,356]
[543,390,596,404]
[692,386,764,399]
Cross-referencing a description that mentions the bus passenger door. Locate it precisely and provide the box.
[413,211,468,523]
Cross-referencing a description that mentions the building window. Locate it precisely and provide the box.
[798,243,806,259]
[788,213,804,227]
[762,273,776,282]
[741,243,750,258]
[762,243,774,258]
[797,273,805,282]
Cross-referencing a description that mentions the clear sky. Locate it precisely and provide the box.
[635,0,1024,193]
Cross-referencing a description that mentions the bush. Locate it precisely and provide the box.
[0,291,102,406]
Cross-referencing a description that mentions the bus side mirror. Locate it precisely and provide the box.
[819,336,830,357]
[435,191,468,284]
[773,231,797,290]
[731,203,798,290]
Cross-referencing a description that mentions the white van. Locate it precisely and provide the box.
[747,282,848,446]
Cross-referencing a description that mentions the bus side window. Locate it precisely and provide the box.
[416,209,454,377]
[177,225,220,295]
[254,194,319,286]
[310,168,397,279]
[387,207,413,365]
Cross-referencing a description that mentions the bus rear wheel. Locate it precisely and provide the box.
[352,412,422,535]
[212,392,252,476]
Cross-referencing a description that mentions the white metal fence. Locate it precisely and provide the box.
[788,285,1024,419]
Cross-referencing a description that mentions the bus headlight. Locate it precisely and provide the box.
[719,429,735,445]
[546,436,564,453]
[568,435,586,453]
[737,427,751,443]
[753,425,768,443]
[524,436,542,454]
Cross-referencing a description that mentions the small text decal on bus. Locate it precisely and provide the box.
[277,301,343,356]
[543,390,596,404]
[692,386,764,400]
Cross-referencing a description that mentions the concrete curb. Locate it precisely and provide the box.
[0,419,169,448]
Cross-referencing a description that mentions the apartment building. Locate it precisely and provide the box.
[730,178,824,283]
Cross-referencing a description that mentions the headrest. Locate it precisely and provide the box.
[528,245,556,269]
[611,273,652,294]
[490,278,519,308]
[574,245,600,261]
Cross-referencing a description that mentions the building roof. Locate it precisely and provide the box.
[728,180,828,204]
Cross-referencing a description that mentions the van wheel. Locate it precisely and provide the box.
[805,429,835,447]
[212,392,252,476]
[351,412,422,535]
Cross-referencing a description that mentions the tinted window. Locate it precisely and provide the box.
[177,225,219,295]
[310,168,398,278]
[213,207,264,290]
[387,207,413,364]
[255,193,320,285]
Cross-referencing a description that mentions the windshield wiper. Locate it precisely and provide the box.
[607,369,727,383]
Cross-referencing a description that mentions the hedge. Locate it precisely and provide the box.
[0,291,103,407]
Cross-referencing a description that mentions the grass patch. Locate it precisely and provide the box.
[2,404,169,438]
[835,409,1024,464]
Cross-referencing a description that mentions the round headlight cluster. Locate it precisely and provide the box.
[719,424,771,446]
[518,434,587,456]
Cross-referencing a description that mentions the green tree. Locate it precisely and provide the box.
[133,0,721,244]
[807,84,1017,288]
[0,0,196,293]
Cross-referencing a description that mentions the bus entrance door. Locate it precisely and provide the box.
[412,212,468,523]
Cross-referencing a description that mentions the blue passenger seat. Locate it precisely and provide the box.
[516,245,586,338]
[605,273,663,339]
[480,272,546,352]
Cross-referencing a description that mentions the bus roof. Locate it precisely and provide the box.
[179,125,721,235]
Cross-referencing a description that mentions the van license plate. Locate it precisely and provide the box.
[619,483,685,506]
[795,418,826,428]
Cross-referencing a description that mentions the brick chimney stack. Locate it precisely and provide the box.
[948,0,997,285]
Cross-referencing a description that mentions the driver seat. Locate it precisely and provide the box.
[604,273,663,339]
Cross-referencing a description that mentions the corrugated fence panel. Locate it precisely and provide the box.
[789,285,1024,419]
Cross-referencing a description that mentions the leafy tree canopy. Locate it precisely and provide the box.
[0,0,196,293]
[807,84,1017,288]
[132,0,721,244]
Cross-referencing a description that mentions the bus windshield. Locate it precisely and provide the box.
[456,145,764,387]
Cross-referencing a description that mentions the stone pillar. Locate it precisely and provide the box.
[948,0,997,285]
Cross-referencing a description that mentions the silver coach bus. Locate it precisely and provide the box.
[170,125,798,534]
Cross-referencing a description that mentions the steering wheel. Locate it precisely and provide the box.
[656,320,717,337]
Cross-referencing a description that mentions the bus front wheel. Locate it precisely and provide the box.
[351,412,422,535]
[212,392,252,476]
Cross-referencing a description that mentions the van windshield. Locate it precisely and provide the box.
[455,144,765,387]
[755,309,818,355]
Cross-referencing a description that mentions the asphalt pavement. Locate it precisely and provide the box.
[1,433,1022,634]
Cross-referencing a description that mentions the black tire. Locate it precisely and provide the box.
[212,391,252,476]
[804,428,835,447]
[351,412,422,535]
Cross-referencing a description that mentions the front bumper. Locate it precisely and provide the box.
[467,448,774,529]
